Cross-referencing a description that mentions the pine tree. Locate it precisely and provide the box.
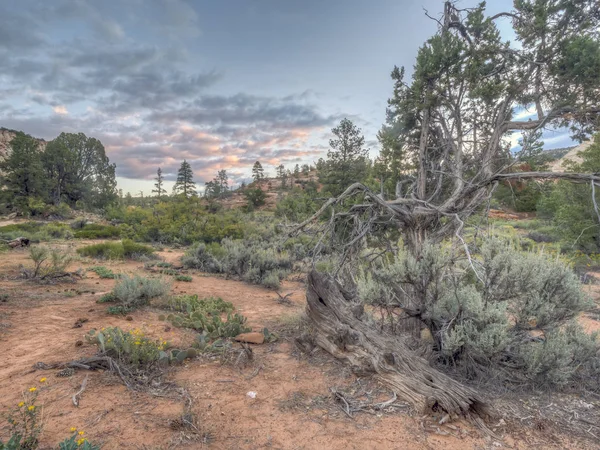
[152,167,166,200]
[276,164,287,189]
[252,161,264,182]
[217,170,228,196]
[319,118,368,196]
[174,160,196,198]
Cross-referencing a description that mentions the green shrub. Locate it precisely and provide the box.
[73,224,121,239]
[0,222,73,242]
[163,294,248,338]
[164,294,234,315]
[357,239,598,388]
[77,240,155,260]
[182,238,292,288]
[77,242,124,259]
[88,327,167,367]
[244,187,266,210]
[88,266,117,279]
[156,262,173,268]
[122,239,155,259]
[105,275,171,313]
[175,274,193,282]
[167,310,250,338]
[24,246,73,279]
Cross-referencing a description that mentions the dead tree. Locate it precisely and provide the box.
[292,1,600,418]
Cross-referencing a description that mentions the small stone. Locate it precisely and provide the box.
[75,340,83,347]
[234,332,265,345]
[126,316,134,321]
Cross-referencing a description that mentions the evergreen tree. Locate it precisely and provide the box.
[0,132,45,210]
[217,170,229,195]
[152,167,166,200]
[252,161,264,182]
[276,164,287,189]
[174,160,196,198]
[45,132,117,208]
[319,118,368,196]
[294,164,300,176]
[377,65,413,197]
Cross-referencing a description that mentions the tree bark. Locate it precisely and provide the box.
[303,270,491,418]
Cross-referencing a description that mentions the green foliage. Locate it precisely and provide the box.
[76,239,155,260]
[204,169,230,199]
[164,294,234,315]
[175,274,193,282]
[164,294,248,338]
[174,160,196,198]
[182,238,293,289]
[57,433,100,450]
[152,167,166,200]
[73,224,120,239]
[104,202,245,245]
[25,246,73,279]
[88,327,167,367]
[252,161,264,182]
[1,388,41,450]
[275,189,320,222]
[243,187,266,210]
[88,266,117,279]
[42,132,117,210]
[357,239,598,388]
[0,222,73,242]
[104,275,171,313]
[0,132,45,215]
[0,131,117,214]
[167,309,250,339]
[538,134,600,253]
[318,118,368,196]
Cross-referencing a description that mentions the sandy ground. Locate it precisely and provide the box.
[0,240,598,449]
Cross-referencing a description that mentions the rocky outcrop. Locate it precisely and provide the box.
[0,128,47,161]
[548,140,592,172]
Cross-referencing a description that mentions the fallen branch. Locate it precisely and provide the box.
[72,374,89,407]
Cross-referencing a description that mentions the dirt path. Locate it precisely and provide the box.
[0,242,597,449]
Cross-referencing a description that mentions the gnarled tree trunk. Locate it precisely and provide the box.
[303,269,491,419]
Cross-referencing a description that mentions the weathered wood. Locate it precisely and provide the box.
[305,270,491,418]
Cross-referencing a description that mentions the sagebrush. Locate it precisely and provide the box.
[357,239,599,389]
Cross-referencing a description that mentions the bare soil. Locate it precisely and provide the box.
[0,239,598,449]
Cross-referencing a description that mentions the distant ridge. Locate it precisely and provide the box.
[548,141,593,172]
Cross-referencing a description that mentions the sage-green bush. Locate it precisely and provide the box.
[182,238,292,289]
[104,275,171,313]
[357,239,599,388]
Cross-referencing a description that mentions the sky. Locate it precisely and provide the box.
[0,0,575,195]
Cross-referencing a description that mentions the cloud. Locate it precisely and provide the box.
[52,105,68,115]
[0,0,348,193]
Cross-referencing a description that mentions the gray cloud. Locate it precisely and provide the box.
[150,93,338,130]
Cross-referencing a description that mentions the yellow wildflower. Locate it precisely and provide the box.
[70,427,77,433]
[77,438,86,446]
[39,377,47,383]
[78,431,85,436]
[29,387,37,392]
[28,405,35,411]
[18,402,24,407]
